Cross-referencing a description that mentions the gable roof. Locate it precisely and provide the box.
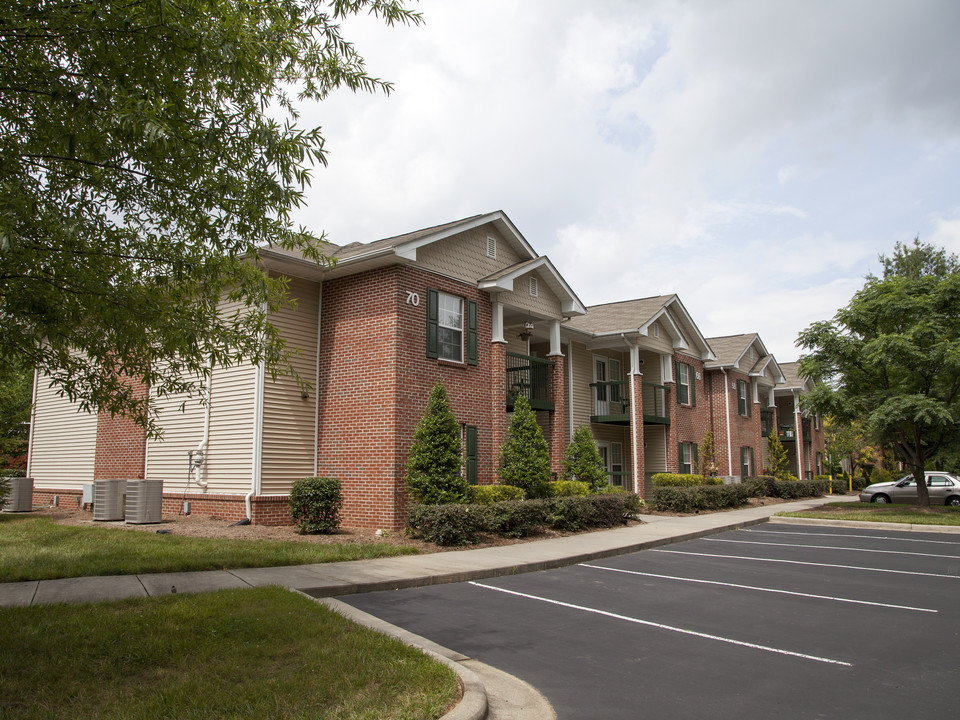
[257,210,538,279]
[704,333,786,384]
[565,295,716,360]
[479,257,586,316]
[777,361,813,391]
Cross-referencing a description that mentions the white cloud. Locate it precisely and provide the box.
[290,0,960,362]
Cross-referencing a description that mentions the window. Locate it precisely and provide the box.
[598,442,625,487]
[426,289,478,365]
[740,446,754,478]
[737,380,748,416]
[679,441,698,474]
[676,362,696,406]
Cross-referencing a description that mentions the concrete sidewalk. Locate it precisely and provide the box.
[1,496,847,607]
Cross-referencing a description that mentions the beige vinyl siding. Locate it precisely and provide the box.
[644,424,668,474]
[28,374,98,488]
[145,361,256,494]
[504,335,529,356]
[145,380,206,491]
[639,330,674,355]
[260,275,321,495]
[417,227,522,281]
[497,270,563,318]
[637,349,663,384]
[568,341,594,429]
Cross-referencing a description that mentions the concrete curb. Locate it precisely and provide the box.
[769,515,960,534]
[310,594,488,720]
[293,515,775,600]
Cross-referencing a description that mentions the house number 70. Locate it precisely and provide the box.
[405,291,420,306]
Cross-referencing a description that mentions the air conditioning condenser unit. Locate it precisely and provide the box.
[2,477,33,512]
[125,479,163,524]
[93,479,125,521]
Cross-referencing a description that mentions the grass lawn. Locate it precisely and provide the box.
[779,501,960,526]
[0,586,458,720]
[0,515,421,583]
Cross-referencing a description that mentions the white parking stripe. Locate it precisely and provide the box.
[704,537,960,559]
[745,528,960,546]
[654,549,960,579]
[468,581,853,667]
[578,564,937,613]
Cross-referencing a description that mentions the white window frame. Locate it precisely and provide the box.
[679,442,694,474]
[437,291,464,362]
[677,363,691,405]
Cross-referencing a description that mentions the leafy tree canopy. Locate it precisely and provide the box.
[0,0,421,435]
[798,239,960,505]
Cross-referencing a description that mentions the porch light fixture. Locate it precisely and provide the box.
[518,321,535,342]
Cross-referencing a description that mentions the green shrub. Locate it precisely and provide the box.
[289,477,343,534]
[406,504,490,546]
[406,383,470,505]
[650,485,750,512]
[546,494,642,531]
[0,476,9,509]
[743,475,777,497]
[651,473,721,487]
[547,480,591,497]
[486,499,549,538]
[768,479,828,499]
[561,425,608,491]
[870,467,895,485]
[498,396,552,498]
[467,484,526,505]
[851,474,870,492]
[0,469,27,478]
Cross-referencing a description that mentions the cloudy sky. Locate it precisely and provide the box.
[292,0,960,362]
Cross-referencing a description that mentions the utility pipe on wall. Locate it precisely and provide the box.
[193,357,215,488]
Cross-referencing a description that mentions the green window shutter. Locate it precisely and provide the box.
[748,381,754,417]
[693,443,699,472]
[426,289,439,358]
[690,365,696,406]
[465,425,478,484]
[467,300,478,366]
[678,442,684,472]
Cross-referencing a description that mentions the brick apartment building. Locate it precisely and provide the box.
[26,211,826,528]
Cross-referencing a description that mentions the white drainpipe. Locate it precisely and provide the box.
[722,368,733,476]
[193,357,215,488]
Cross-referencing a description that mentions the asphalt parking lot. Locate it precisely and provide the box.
[344,523,960,719]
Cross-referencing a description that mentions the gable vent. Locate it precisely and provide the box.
[529,277,539,297]
[486,236,497,259]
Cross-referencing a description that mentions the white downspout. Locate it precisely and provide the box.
[722,368,733,477]
[313,282,323,476]
[794,390,804,479]
[567,338,574,440]
[621,334,640,495]
[25,368,39,477]
[248,359,265,520]
[193,357,215,488]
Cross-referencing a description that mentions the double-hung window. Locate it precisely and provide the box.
[676,362,695,406]
[737,380,748,416]
[679,441,698,474]
[427,289,478,365]
[740,446,754,478]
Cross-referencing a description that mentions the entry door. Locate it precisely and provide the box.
[594,357,621,415]
[597,442,623,487]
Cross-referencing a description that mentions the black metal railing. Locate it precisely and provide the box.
[506,352,554,411]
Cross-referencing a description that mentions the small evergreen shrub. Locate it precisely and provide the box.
[0,476,10,509]
[289,477,343,534]
[851,475,870,492]
[870,467,895,485]
[547,480,591,497]
[498,395,552,498]
[651,485,750,512]
[406,383,470,505]
[651,473,720,487]
[0,469,27,477]
[770,478,828,499]
[561,425,608,491]
[744,475,777,497]
[406,504,490,546]
[468,484,526,505]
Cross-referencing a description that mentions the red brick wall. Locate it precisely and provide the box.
[706,369,763,478]
[93,378,148,480]
[316,265,512,530]
[665,354,711,472]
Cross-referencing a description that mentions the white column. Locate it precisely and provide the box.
[548,319,562,356]
[492,301,505,343]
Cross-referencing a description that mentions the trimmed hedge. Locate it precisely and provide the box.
[651,473,722,487]
[546,480,591,497]
[650,484,750,513]
[406,492,643,546]
[407,503,491,545]
[468,484,526,505]
[289,477,343,534]
[743,476,828,499]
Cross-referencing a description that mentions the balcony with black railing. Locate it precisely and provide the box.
[589,380,671,425]
[761,408,775,437]
[506,352,555,411]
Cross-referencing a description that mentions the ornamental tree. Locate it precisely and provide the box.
[498,395,551,498]
[798,240,960,507]
[0,0,421,435]
[405,383,469,505]
[561,425,607,491]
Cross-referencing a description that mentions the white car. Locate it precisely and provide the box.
[859,472,960,505]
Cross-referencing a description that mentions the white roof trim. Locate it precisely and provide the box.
[393,211,538,263]
[478,256,587,316]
